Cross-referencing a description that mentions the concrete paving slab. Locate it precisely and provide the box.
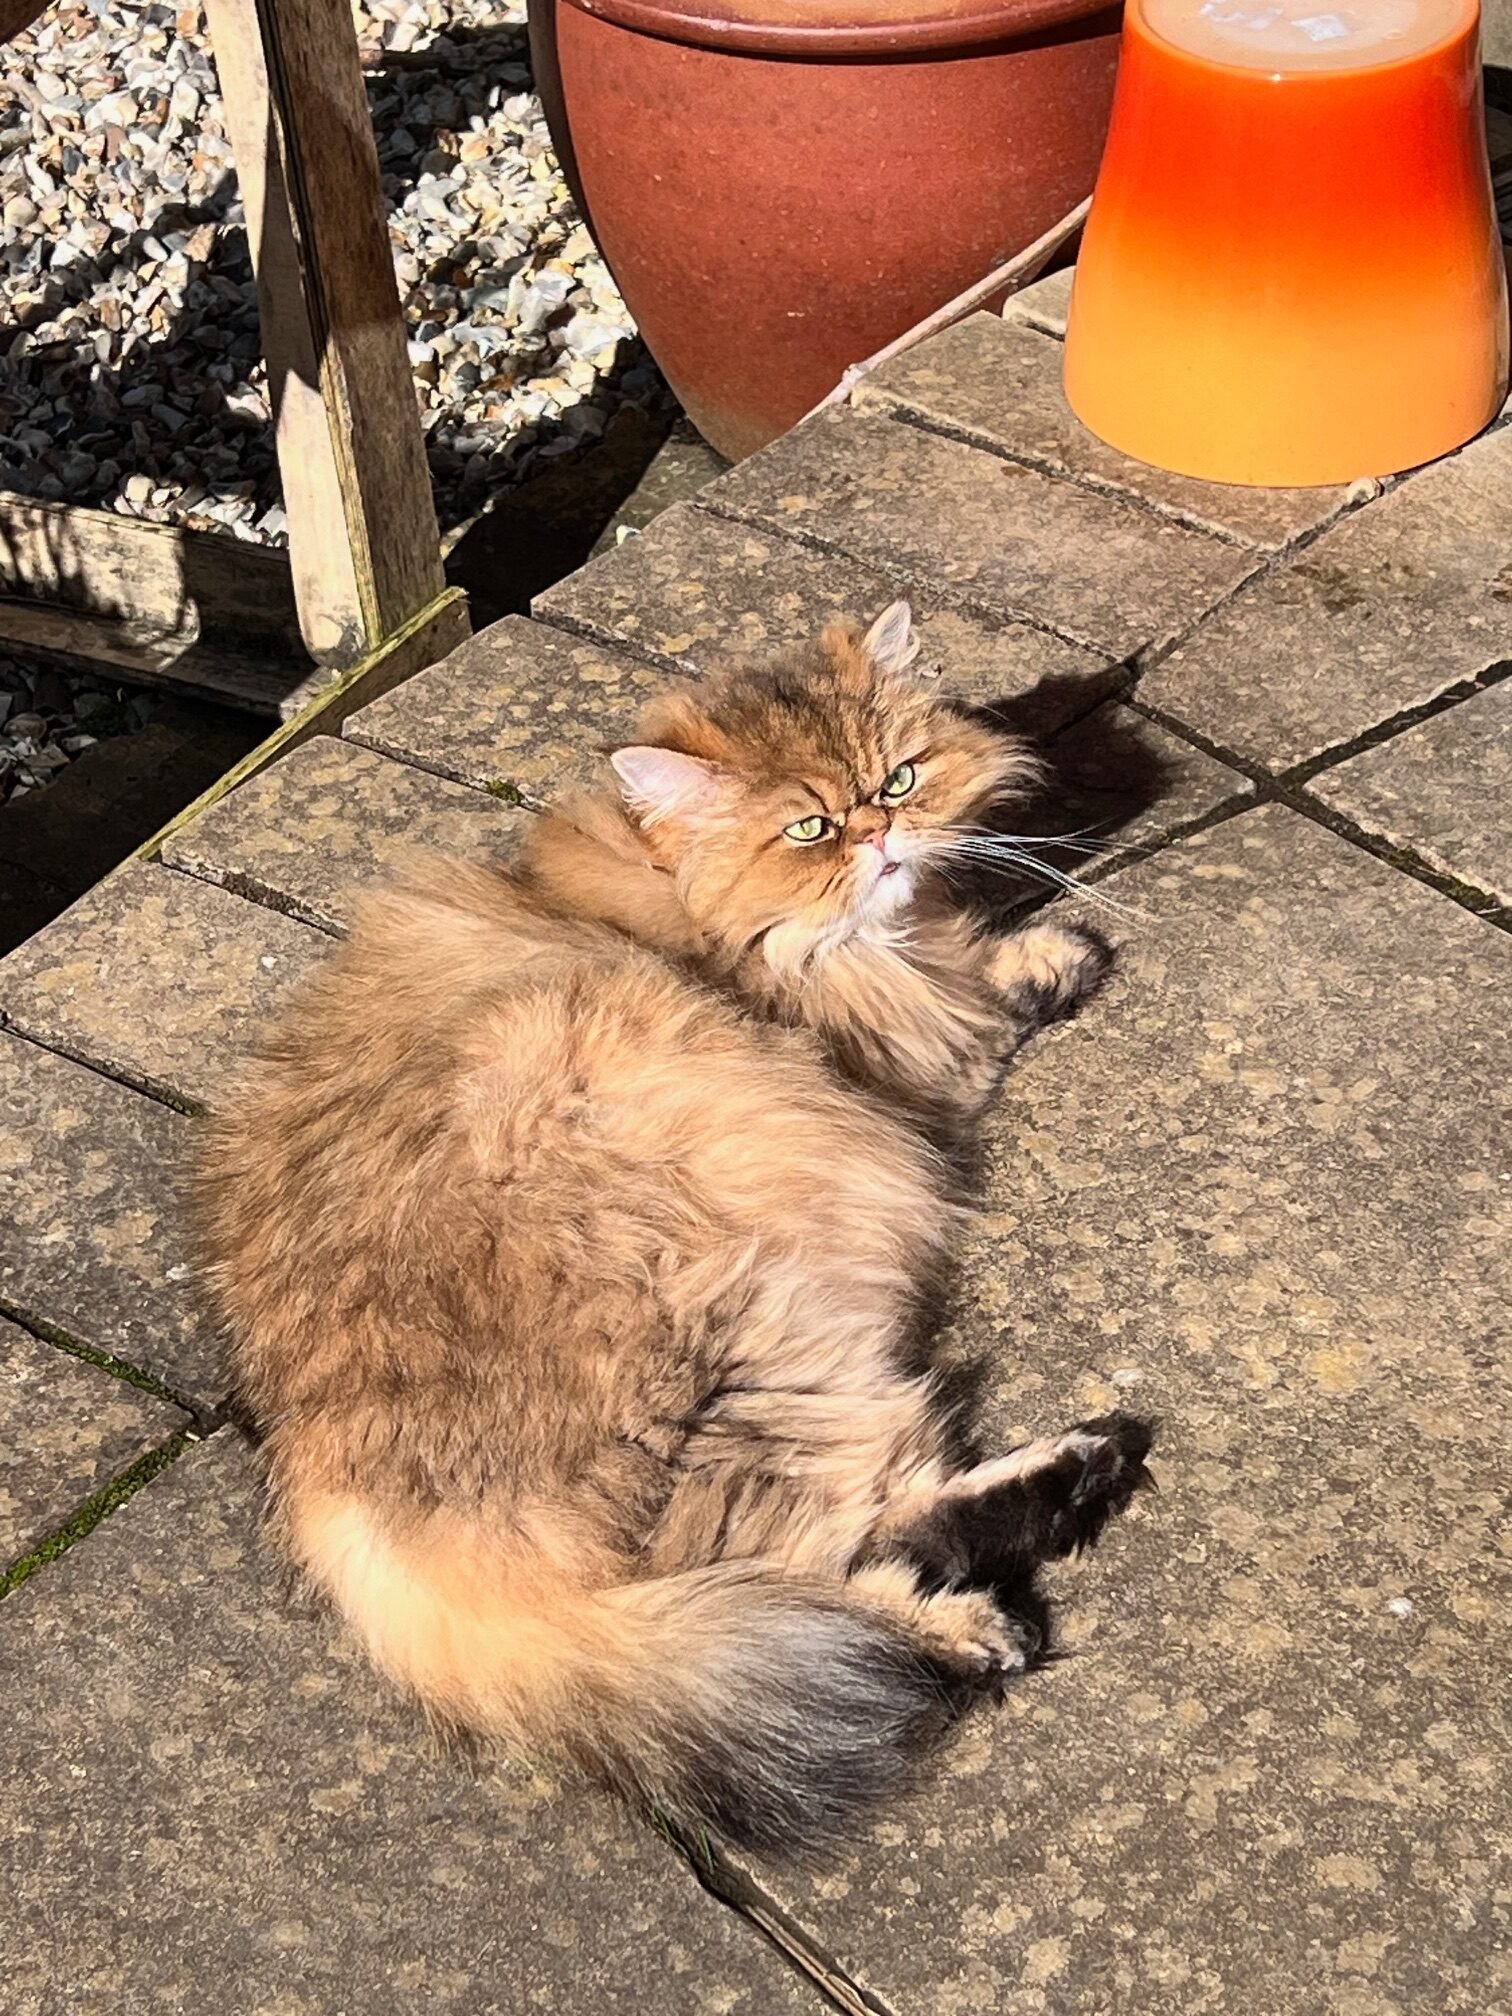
[536,502,1119,740]
[0,1319,187,1566]
[161,737,527,935]
[0,1033,211,1406]
[1308,680,1512,912]
[346,615,666,806]
[1142,423,1512,774]
[0,861,325,1110]
[733,806,1511,2016]
[858,315,1349,552]
[703,406,1258,661]
[1000,265,1073,338]
[0,1432,819,2016]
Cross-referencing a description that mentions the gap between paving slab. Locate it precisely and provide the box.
[532,506,1122,743]
[1292,794,1512,934]
[1122,691,1512,937]
[1133,650,1512,798]
[0,1418,193,1604]
[344,615,677,806]
[0,1031,219,1412]
[674,1841,896,2016]
[0,1303,194,1415]
[696,405,1261,664]
[160,734,530,934]
[0,1315,192,1580]
[1302,677,1512,922]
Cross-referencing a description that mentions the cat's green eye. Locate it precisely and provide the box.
[879,761,917,802]
[784,814,832,844]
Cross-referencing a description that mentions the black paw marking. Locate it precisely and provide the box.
[902,1413,1158,1594]
[1054,1413,1157,1554]
[1000,921,1116,1038]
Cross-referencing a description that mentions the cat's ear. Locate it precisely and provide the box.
[862,600,926,679]
[610,745,727,826]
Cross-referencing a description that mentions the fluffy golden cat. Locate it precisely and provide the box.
[200,602,1153,1857]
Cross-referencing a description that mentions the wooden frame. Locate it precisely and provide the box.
[0,0,469,716]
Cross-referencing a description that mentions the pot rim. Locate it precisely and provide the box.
[553,0,1122,58]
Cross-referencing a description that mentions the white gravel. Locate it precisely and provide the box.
[0,0,662,549]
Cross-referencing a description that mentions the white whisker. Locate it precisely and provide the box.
[937,839,1150,923]
[940,821,1119,853]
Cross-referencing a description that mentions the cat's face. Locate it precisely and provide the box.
[611,603,1034,968]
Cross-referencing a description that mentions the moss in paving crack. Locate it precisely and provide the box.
[1369,843,1506,924]
[483,778,524,805]
[646,1802,716,1880]
[134,1080,206,1121]
[0,1430,193,1602]
[0,1303,193,1411]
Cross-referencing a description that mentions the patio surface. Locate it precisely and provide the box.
[2,283,1509,2015]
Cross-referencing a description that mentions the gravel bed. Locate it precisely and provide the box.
[0,0,664,550]
[0,654,160,801]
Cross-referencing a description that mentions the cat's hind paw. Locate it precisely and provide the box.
[901,1415,1157,1591]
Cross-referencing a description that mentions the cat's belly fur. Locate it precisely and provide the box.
[206,882,954,1571]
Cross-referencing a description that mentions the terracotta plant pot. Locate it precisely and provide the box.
[530,0,1122,459]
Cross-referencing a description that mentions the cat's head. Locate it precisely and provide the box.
[609,603,1035,969]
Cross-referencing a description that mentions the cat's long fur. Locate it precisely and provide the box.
[199,604,1152,1857]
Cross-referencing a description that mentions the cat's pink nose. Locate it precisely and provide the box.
[866,830,899,875]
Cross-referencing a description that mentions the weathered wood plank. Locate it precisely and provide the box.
[203,0,447,666]
[0,497,297,642]
[0,599,300,712]
[0,496,310,711]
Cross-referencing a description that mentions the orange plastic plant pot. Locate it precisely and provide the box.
[1063,0,1510,485]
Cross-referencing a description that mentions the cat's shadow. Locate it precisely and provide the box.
[952,682,1177,924]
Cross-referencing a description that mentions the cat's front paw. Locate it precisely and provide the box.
[986,920,1112,1028]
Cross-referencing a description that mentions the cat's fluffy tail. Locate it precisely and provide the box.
[291,1492,959,1857]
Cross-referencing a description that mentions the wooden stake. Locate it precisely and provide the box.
[203,0,450,668]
